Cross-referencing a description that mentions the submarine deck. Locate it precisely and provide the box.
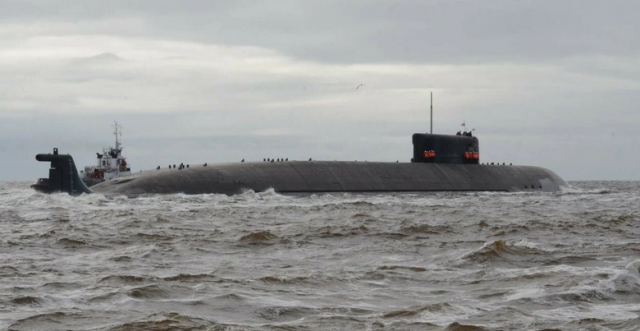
[91,161,566,196]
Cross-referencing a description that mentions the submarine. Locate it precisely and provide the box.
[32,130,566,196]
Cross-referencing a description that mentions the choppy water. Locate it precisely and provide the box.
[1,181,639,331]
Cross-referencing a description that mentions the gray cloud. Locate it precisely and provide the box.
[3,0,639,64]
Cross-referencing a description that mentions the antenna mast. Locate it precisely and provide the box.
[430,91,433,134]
[113,121,122,151]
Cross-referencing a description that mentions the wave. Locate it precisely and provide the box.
[377,265,427,272]
[56,237,89,248]
[558,185,615,195]
[256,274,340,286]
[257,306,373,322]
[212,293,246,301]
[462,240,548,264]
[400,223,452,235]
[238,230,278,244]
[108,312,218,331]
[257,306,317,322]
[109,255,133,262]
[444,322,488,331]
[610,259,640,295]
[162,273,217,282]
[8,312,72,330]
[382,303,453,318]
[134,232,175,242]
[0,265,20,277]
[126,285,169,299]
[11,296,41,305]
[311,225,369,238]
[259,275,310,284]
[99,275,150,285]
[7,311,113,331]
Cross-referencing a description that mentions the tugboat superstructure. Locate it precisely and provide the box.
[81,122,131,186]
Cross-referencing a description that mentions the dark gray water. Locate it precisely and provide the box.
[1,181,639,330]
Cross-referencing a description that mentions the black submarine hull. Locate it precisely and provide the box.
[91,161,566,196]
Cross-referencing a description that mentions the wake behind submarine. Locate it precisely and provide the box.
[32,129,566,196]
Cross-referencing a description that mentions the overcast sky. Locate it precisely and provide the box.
[1,0,639,181]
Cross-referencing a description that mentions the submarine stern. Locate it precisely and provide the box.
[32,148,92,195]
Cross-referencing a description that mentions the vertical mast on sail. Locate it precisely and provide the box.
[430,91,433,134]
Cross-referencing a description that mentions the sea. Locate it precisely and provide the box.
[1,181,639,331]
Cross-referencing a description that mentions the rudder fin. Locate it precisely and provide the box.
[32,148,92,195]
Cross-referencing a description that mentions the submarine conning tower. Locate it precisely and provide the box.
[411,132,479,164]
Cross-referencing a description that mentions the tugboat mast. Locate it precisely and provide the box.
[113,121,122,152]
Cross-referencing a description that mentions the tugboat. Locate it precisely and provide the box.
[80,122,131,186]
